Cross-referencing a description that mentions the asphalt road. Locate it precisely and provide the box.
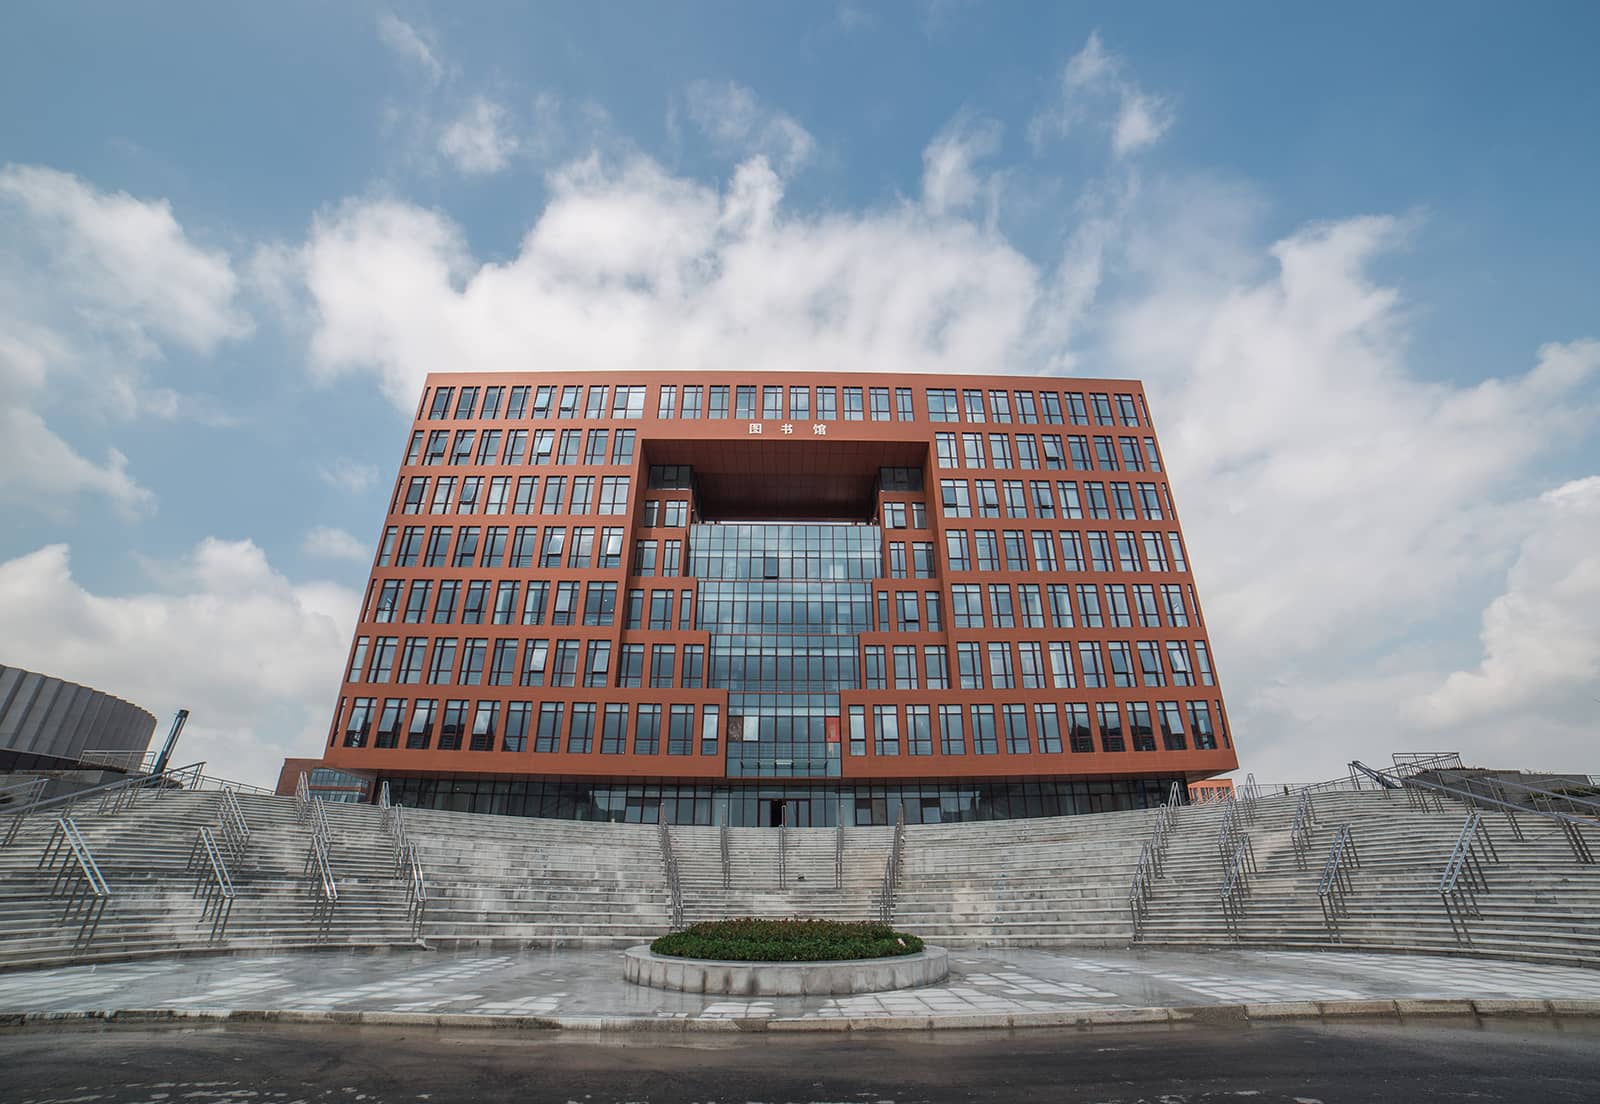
[3,1019,1598,1104]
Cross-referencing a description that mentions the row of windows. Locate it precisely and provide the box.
[859,638,1216,691]
[337,694,1224,758]
[345,633,1215,693]
[390,474,632,517]
[338,695,718,756]
[373,526,684,577]
[921,480,1173,522]
[347,635,710,689]
[420,382,1149,429]
[942,529,1188,573]
[840,698,1225,757]
[380,776,1184,826]
[424,384,647,422]
[935,432,1160,473]
[406,427,638,470]
[363,573,1200,634]
[869,581,1198,632]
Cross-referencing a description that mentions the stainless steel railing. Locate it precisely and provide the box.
[186,825,237,940]
[777,815,788,890]
[38,818,111,947]
[1316,824,1359,940]
[1351,760,1596,863]
[1218,834,1258,938]
[657,818,684,930]
[1,778,47,845]
[216,787,252,865]
[1289,789,1316,869]
[719,820,731,890]
[834,820,845,890]
[1439,811,1498,944]
[876,806,906,924]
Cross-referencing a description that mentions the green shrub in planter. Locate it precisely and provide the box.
[650,918,925,962]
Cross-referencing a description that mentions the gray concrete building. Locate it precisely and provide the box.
[0,664,157,773]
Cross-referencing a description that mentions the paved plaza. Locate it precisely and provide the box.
[3,945,1599,1027]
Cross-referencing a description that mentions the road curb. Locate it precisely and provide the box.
[2,998,1597,1034]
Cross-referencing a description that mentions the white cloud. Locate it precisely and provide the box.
[316,458,380,494]
[0,541,359,790]
[1416,475,1600,735]
[0,164,250,517]
[1099,189,1600,781]
[294,152,1042,409]
[377,13,443,84]
[438,96,519,175]
[1029,31,1172,157]
[683,81,815,174]
[301,525,371,562]
[921,114,1003,218]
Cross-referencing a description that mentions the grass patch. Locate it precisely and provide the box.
[650,918,925,962]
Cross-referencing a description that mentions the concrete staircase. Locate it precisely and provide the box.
[1131,789,1600,967]
[3,784,1597,972]
[0,790,418,970]
[668,825,894,923]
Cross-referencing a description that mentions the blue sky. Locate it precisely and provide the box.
[1,2,1596,787]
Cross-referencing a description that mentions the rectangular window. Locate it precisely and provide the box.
[551,639,580,687]
[817,387,838,420]
[970,705,998,754]
[789,386,810,420]
[700,704,719,755]
[989,434,1012,469]
[1097,702,1124,752]
[438,700,467,751]
[1003,703,1030,754]
[924,644,950,689]
[406,699,437,750]
[893,644,919,689]
[843,387,865,420]
[649,644,676,688]
[601,703,629,754]
[1194,640,1215,685]
[709,385,730,420]
[432,582,459,625]
[951,584,984,628]
[762,385,783,420]
[1078,641,1106,688]
[1048,641,1076,688]
[1129,701,1156,752]
[668,705,695,755]
[521,638,549,686]
[468,700,499,751]
[567,702,595,754]
[1018,640,1045,687]
[956,641,983,689]
[848,705,867,757]
[532,386,555,420]
[873,705,899,755]
[534,702,563,753]
[939,704,965,755]
[682,643,705,687]
[634,704,661,754]
[500,700,530,753]
[907,704,932,755]
[986,641,1014,689]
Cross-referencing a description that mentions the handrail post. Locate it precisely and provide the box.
[657,816,684,930]
[719,819,731,891]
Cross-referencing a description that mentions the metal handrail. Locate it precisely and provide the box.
[877,806,906,923]
[1438,811,1497,943]
[295,771,311,823]
[4,762,210,826]
[38,818,111,946]
[719,820,731,890]
[216,787,252,864]
[379,780,392,809]
[1128,841,1160,939]
[1166,779,1185,808]
[1351,760,1595,863]
[1316,824,1359,938]
[399,840,428,938]
[777,814,787,889]
[834,820,844,890]
[1218,834,1257,936]
[657,818,684,929]
[187,825,237,940]
[1,778,47,845]
[1289,789,1316,868]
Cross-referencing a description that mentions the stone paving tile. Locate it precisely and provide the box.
[1,946,1597,1022]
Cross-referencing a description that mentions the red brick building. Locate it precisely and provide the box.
[311,371,1236,825]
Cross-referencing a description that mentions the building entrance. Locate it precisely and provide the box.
[761,798,810,827]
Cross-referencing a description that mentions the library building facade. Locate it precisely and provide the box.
[313,371,1237,826]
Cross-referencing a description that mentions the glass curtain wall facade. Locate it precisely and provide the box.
[311,370,1239,825]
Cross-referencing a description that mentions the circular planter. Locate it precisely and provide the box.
[623,944,949,996]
